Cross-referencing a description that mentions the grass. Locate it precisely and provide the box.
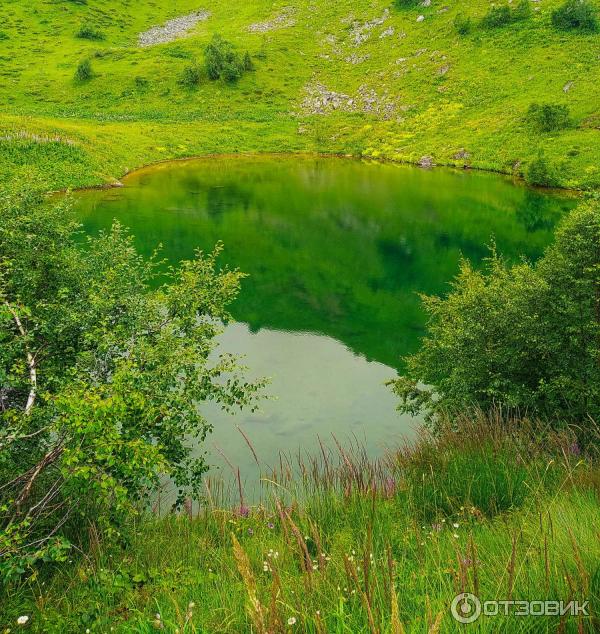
[0,0,599,190]
[2,415,599,632]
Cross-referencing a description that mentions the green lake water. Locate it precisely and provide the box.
[74,156,574,486]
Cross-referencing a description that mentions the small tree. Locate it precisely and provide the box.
[0,188,265,580]
[75,25,104,40]
[391,200,600,430]
[454,13,472,35]
[180,62,202,88]
[552,0,598,31]
[527,103,570,132]
[74,58,93,82]
[526,152,559,187]
[204,35,247,83]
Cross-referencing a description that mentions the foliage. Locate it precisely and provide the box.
[481,1,531,28]
[526,152,560,186]
[179,62,202,88]
[75,25,104,40]
[394,0,420,8]
[527,102,571,132]
[391,201,600,429]
[552,0,598,31]
[0,188,264,581]
[2,417,598,632]
[204,35,248,83]
[74,59,93,82]
[453,12,472,35]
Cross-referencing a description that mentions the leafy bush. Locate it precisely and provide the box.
[552,0,598,31]
[527,103,570,132]
[0,189,264,580]
[204,35,253,83]
[74,59,93,82]
[394,0,420,7]
[454,13,472,35]
[481,1,531,27]
[392,201,600,429]
[0,31,9,41]
[526,152,560,186]
[180,62,202,88]
[75,25,104,40]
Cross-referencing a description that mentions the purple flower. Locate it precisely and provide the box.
[432,523,442,532]
[267,522,275,529]
[238,505,250,518]
[383,477,396,498]
[569,441,581,456]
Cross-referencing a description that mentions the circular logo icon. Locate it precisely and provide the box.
[451,593,482,624]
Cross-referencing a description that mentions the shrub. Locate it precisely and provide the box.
[392,200,600,427]
[526,152,560,186]
[0,31,8,41]
[242,51,255,72]
[527,103,570,132]
[481,1,531,28]
[180,62,202,88]
[481,5,513,27]
[0,189,264,580]
[75,25,104,40]
[552,0,598,31]
[454,13,472,35]
[205,35,247,83]
[74,58,93,82]
[394,0,420,7]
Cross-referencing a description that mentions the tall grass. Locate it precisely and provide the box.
[2,414,599,632]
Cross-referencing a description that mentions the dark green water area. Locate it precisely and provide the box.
[74,156,574,483]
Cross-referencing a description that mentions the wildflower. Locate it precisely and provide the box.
[17,616,30,626]
[453,533,459,539]
[188,602,195,609]
[432,523,442,532]
[453,523,459,528]
[247,528,254,536]
[267,522,275,529]
[569,441,581,456]
[238,505,250,518]
[288,616,297,625]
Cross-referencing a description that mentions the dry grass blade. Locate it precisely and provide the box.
[391,582,406,634]
[231,533,267,634]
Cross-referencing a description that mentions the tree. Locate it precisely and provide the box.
[552,0,598,32]
[204,34,246,83]
[0,188,265,580]
[391,201,600,431]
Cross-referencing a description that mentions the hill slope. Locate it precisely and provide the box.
[0,0,599,189]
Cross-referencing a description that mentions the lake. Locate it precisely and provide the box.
[74,155,573,492]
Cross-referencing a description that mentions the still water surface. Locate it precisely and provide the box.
[74,156,573,484]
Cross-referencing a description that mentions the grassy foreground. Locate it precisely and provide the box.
[1,0,600,190]
[2,417,599,632]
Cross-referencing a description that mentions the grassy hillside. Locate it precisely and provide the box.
[0,0,599,190]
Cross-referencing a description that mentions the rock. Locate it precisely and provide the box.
[422,0,432,6]
[563,81,574,93]
[417,15,425,22]
[452,149,470,160]
[138,10,211,47]
[418,156,435,168]
[248,8,296,33]
[438,64,450,75]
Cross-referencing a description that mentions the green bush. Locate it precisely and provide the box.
[526,153,560,186]
[75,25,104,40]
[552,0,598,31]
[527,102,571,132]
[0,189,264,580]
[453,13,472,35]
[481,1,531,28]
[74,59,93,82]
[394,0,420,7]
[392,200,600,428]
[204,35,249,83]
[180,62,202,88]
[242,51,255,72]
